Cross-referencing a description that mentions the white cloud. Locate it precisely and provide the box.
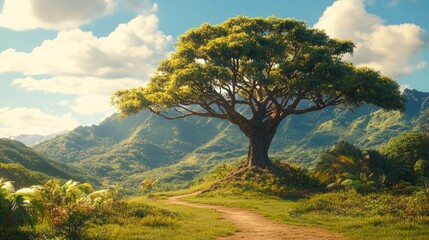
[12,76,142,115]
[0,14,173,79]
[3,13,172,116]
[315,0,429,76]
[0,0,114,31]
[71,95,112,115]
[0,107,79,137]
[0,0,115,30]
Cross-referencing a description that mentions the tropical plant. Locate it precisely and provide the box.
[140,178,158,196]
[364,150,409,187]
[314,141,366,188]
[1,178,122,239]
[341,172,378,194]
[314,142,413,193]
[0,178,43,228]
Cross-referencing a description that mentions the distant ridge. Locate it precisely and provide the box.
[10,132,65,147]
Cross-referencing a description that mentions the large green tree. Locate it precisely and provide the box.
[380,131,429,172]
[112,16,405,168]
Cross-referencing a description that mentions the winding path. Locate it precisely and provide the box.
[166,193,348,240]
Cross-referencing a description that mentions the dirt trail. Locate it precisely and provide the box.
[166,193,347,240]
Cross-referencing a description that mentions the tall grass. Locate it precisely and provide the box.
[85,196,237,240]
[184,189,429,240]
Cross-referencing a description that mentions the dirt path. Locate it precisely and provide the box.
[166,193,347,240]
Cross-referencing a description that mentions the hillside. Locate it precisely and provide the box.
[34,89,429,190]
[0,138,95,188]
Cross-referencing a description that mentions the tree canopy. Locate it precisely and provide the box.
[381,131,429,172]
[112,16,405,167]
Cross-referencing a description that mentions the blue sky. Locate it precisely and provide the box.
[0,0,428,137]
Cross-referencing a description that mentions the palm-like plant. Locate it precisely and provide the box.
[315,142,414,193]
[0,178,14,226]
[341,172,378,194]
[87,184,121,208]
[364,150,409,187]
[1,178,121,239]
[314,142,366,189]
[0,178,42,228]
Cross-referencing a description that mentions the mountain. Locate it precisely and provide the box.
[0,138,96,188]
[34,89,429,190]
[10,132,65,147]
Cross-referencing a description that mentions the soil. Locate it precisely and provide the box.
[166,193,348,240]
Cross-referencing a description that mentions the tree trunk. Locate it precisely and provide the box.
[245,123,277,168]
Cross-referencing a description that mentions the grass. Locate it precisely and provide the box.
[85,196,237,240]
[182,190,429,240]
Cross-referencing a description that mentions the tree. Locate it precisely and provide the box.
[380,131,429,173]
[112,16,405,168]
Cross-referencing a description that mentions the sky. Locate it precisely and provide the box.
[0,0,428,137]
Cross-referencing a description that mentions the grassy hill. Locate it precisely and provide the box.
[0,138,95,188]
[34,89,429,190]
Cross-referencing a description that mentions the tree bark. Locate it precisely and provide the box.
[245,122,278,168]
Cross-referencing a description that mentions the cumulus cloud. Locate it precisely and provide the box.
[3,13,172,116]
[0,14,173,79]
[0,0,114,30]
[0,107,79,137]
[12,76,142,115]
[315,0,429,76]
[71,95,113,115]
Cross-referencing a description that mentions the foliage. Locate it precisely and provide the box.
[364,150,409,187]
[415,159,429,177]
[140,178,158,196]
[0,163,47,188]
[340,172,378,194]
[380,131,429,172]
[0,178,121,239]
[314,141,413,193]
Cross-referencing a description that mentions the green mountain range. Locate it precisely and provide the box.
[0,138,95,188]
[33,89,429,190]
